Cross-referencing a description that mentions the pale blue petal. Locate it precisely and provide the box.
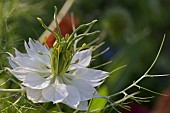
[69,48,92,70]
[42,84,68,103]
[77,101,88,110]
[63,85,81,109]
[73,68,108,87]
[23,73,51,89]
[26,87,48,103]
[68,78,96,101]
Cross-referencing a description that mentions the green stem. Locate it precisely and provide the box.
[109,65,127,75]
[109,35,166,99]
[67,30,100,50]
[37,17,60,42]
[54,6,62,37]
[67,20,98,43]
[143,34,165,76]
[56,104,62,112]
[0,88,25,92]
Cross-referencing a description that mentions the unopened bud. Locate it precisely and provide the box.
[81,43,87,49]
[58,45,62,53]
[65,34,70,40]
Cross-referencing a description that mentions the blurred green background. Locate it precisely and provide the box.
[0,0,170,112]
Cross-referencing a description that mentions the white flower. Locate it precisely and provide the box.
[8,38,108,110]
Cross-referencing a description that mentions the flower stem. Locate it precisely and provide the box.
[56,104,62,112]
[0,88,25,92]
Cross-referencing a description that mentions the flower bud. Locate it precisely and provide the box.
[65,34,70,40]
[81,43,87,49]
[58,45,62,54]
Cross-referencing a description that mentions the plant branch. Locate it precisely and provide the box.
[0,88,25,92]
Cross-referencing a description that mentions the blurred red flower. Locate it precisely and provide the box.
[46,14,79,48]
[152,87,170,113]
[122,102,148,113]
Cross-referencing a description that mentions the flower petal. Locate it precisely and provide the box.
[69,48,92,70]
[70,79,96,101]
[9,67,29,81]
[73,68,108,87]
[77,101,88,110]
[63,85,81,109]
[11,56,37,69]
[14,48,28,57]
[25,38,50,67]
[26,87,48,103]
[7,57,18,69]
[11,56,50,72]
[23,73,50,89]
[29,38,50,55]
[42,84,68,103]
[9,67,51,81]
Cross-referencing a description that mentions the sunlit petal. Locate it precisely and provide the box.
[23,73,51,89]
[77,101,88,110]
[63,85,81,108]
[42,84,68,103]
[69,48,92,70]
[73,68,108,87]
[26,87,48,103]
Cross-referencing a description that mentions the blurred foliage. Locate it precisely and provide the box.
[1,0,170,112]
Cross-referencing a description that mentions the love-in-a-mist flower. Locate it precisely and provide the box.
[7,18,109,110]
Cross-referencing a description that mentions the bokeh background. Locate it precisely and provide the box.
[0,0,170,113]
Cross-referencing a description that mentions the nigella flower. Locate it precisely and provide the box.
[7,35,108,110]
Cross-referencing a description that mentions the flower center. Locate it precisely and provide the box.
[50,36,74,76]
